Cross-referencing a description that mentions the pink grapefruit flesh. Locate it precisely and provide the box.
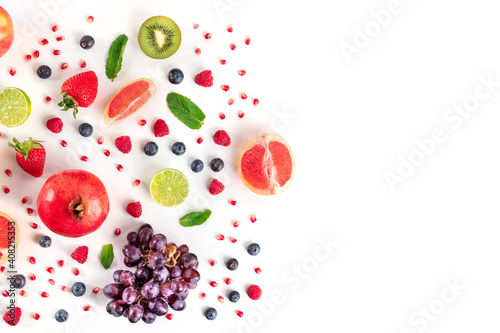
[0,211,19,265]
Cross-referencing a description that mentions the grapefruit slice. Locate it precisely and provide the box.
[238,134,295,195]
[0,211,20,265]
[104,78,156,124]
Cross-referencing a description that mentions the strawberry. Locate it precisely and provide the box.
[126,201,142,218]
[59,71,98,118]
[46,117,63,133]
[115,136,132,154]
[209,179,225,195]
[71,246,88,264]
[8,138,46,178]
[153,119,169,137]
[247,284,262,300]
[3,307,21,326]
[213,130,231,146]
[194,70,213,87]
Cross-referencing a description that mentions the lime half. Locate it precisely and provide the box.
[150,169,189,207]
[0,87,31,128]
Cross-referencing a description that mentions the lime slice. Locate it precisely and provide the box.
[0,87,31,128]
[150,169,189,207]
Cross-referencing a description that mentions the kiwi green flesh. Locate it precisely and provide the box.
[139,16,181,59]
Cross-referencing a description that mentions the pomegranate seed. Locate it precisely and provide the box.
[22,196,28,204]
[29,273,36,280]
[87,16,94,23]
[221,84,230,91]
[61,286,69,292]
[41,292,49,298]
[250,214,257,223]
[225,278,233,285]
[216,234,225,241]
[238,111,245,118]
[53,49,61,55]
[4,169,12,177]
[219,112,226,120]
[39,38,49,45]
[45,96,52,105]
[238,70,246,76]
[103,149,110,156]
[25,54,31,62]
[240,92,247,100]
[196,137,203,144]
[48,279,55,285]
[166,313,174,320]
[209,281,218,287]
[27,208,34,216]
[2,290,8,297]
[114,228,121,236]
[195,48,201,55]
[32,312,40,320]
[245,36,251,45]
[2,186,10,194]
[229,237,237,243]
[253,98,259,106]
[220,59,226,65]
[9,68,16,76]
[30,222,38,229]
[97,136,104,145]
[137,119,147,126]
[229,200,237,206]
[73,268,80,276]
[227,25,233,33]
[92,287,100,294]
[228,98,234,105]
[218,295,225,303]
[58,260,64,268]
[56,36,65,41]
[200,292,206,300]
[255,267,262,274]
[232,221,240,228]
[19,290,27,297]
[230,43,236,50]
[133,179,141,186]
[204,33,212,39]
[61,140,67,147]
[51,24,59,32]
[0,266,4,273]
[193,23,199,29]
[47,267,55,274]
[33,50,40,58]
[80,60,87,68]
[209,260,217,266]
[80,156,88,162]
[61,62,68,69]
[117,164,124,172]
[83,305,91,311]
[235,310,244,317]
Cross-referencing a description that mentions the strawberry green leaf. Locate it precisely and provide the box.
[100,244,114,269]
[106,34,128,81]
[180,209,212,227]
[167,93,206,130]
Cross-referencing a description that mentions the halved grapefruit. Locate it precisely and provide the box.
[104,78,156,124]
[238,134,295,195]
[0,211,20,265]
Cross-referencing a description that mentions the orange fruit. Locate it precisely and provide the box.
[0,211,20,265]
[238,134,295,195]
[104,78,156,124]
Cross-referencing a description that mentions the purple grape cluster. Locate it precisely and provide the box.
[103,223,200,324]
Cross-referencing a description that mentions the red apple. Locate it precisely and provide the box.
[0,6,14,58]
[36,169,110,238]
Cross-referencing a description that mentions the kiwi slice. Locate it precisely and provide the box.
[138,16,181,59]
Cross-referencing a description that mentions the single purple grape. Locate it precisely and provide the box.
[127,231,139,245]
[179,252,198,269]
[128,304,144,323]
[119,270,135,288]
[169,265,182,278]
[142,309,157,324]
[123,244,141,261]
[159,281,174,297]
[147,298,169,316]
[150,251,167,267]
[103,283,124,300]
[149,234,167,251]
[141,281,160,299]
[113,270,124,283]
[171,277,187,294]
[181,268,200,284]
[168,294,186,311]
[178,244,189,254]
[152,266,169,283]
[122,286,139,304]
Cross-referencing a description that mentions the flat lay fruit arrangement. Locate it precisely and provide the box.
[0,5,294,328]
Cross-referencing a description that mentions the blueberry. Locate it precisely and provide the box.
[55,309,69,322]
[205,307,217,320]
[78,123,93,137]
[247,243,260,256]
[39,235,52,248]
[80,35,95,49]
[168,68,184,84]
[144,141,158,156]
[228,290,240,303]
[71,282,86,297]
[37,65,52,79]
[171,142,186,156]
[226,258,239,271]
[11,274,26,289]
[191,159,204,173]
[210,158,224,172]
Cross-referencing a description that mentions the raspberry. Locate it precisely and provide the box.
[3,306,21,326]
[46,117,63,133]
[209,179,225,195]
[194,70,213,87]
[247,284,262,300]
[153,119,169,137]
[115,136,132,154]
[126,201,142,218]
[71,246,88,264]
[213,130,231,146]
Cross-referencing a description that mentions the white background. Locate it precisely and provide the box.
[0,0,499,332]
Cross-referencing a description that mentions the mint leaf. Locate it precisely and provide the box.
[100,244,114,269]
[180,209,212,227]
[167,92,206,130]
[106,34,128,81]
